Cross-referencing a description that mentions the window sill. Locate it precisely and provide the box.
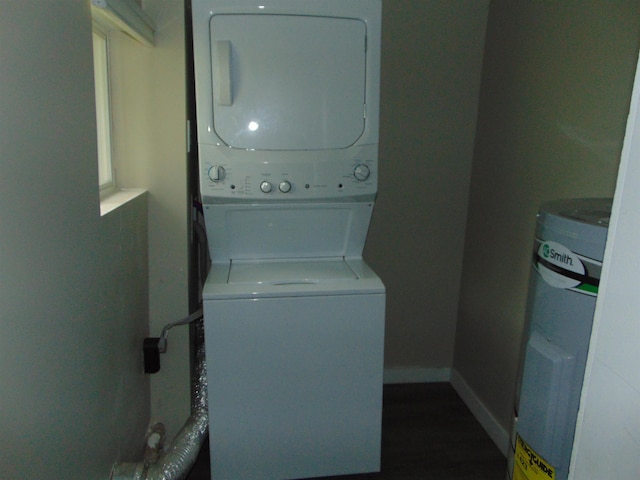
[100,188,147,216]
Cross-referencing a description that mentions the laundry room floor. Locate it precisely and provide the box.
[186,382,506,480]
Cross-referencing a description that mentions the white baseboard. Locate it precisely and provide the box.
[383,367,451,384]
[450,369,510,456]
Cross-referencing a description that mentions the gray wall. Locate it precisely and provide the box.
[454,0,640,431]
[0,2,150,478]
[366,0,489,379]
[110,2,191,441]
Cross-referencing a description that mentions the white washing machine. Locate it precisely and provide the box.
[199,201,385,479]
[189,1,384,478]
[202,256,385,479]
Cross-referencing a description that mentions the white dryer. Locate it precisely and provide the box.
[189,1,384,478]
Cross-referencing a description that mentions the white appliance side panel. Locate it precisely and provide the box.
[204,293,385,480]
[209,14,366,150]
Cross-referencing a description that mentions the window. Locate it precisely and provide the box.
[92,27,114,194]
[90,0,155,199]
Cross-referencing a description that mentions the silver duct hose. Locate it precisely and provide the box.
[112,320,208,480]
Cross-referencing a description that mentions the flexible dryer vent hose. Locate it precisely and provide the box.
[112,320,208,480]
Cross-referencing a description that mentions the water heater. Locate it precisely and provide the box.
[509,198,612,480]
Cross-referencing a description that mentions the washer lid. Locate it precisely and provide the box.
[229,258,358,285]
[203,257,385,299]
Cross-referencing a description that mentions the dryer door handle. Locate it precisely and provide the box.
[214,40,233,106]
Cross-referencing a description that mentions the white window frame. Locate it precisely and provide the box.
[92,25,116,197]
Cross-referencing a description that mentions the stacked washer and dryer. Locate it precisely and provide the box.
[189,1,385,479]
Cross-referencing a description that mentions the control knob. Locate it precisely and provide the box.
[353,164,371,182]
[260,181,273,193]
[208,165,225,182]
[279,180,292,193]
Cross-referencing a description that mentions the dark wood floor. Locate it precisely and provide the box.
[186,383,507,480]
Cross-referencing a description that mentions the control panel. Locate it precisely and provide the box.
[199,143,378,203]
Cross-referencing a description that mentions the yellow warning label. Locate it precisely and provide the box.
[513,434,555,480]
